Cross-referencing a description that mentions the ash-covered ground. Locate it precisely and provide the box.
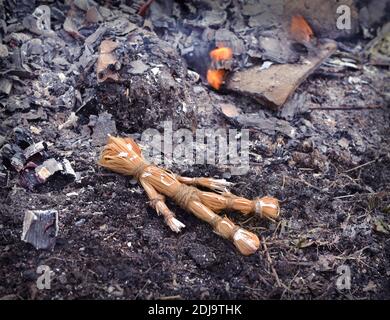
[0,1,389,299]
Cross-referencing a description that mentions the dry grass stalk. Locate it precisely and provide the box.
[99,136,280,255]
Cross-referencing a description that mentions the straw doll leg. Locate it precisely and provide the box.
[139,179,185,233]
[197,191,280,221]
[186,199,260,255]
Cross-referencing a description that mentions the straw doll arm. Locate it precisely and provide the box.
[139,179,185,233]
[175,176,233,193]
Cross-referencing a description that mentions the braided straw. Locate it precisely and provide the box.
[98,136,146,177]
[252,196,280,221]
[172,185,201,209]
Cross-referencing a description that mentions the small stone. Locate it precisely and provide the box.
[363,280,377,292]
[187,243,217,269]
[0,79,12,95]
[75,218,86,226]
[129,60,149,74]
[0,44,9,58]
[58,273,67,284]
[21,209,58,250]
[28,38,43,55]
[338,138,350,149]
[107,286,114,293]
[222,172,232,180]
[91,112,117,146]
[192,85,204,94]
[30,126,42,134]
[220,103,240,118]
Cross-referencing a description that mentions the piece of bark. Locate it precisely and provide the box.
[226,40,337,109]
[21,210,58,250]
[96,40,120,82]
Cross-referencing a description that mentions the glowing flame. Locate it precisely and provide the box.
[290,15,314,43]
[207,69,225,90]
[210,47,233,61]
[207,47,232,90]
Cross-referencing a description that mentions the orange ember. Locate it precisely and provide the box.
[290,15,314,43]
[207,69,225,90]
[207,47,232,90]
[210,47,233,61]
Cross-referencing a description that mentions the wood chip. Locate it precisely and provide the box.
[226,40,337,109]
